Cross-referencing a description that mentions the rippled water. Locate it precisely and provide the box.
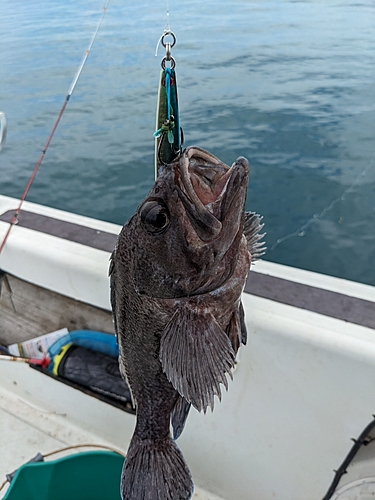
[1,0,374,286]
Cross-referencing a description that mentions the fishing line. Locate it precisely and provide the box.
[270,157,375,252]
[154,0,172,57]
[0,0,111,256]
[166,0,170,30]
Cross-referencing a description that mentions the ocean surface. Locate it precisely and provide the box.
[1,0,374,286]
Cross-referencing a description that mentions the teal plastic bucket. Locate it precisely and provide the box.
[3,451,123,500]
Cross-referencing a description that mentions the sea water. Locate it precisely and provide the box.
[0,0,374,286]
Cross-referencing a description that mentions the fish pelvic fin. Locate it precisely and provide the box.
[226,302,248,353]
[239,300,247,346]
[121,435,193,500]
[160,305,236,413]
[244,211,266,261]
[171,395,191,440]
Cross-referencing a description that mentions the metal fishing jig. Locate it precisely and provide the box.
[154,29,183,177]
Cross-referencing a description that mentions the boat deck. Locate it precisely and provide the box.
[0,363,225,500]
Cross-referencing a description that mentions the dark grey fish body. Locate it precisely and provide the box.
[110,147,264,500]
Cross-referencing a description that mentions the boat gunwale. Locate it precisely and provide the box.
[1,204,374,330]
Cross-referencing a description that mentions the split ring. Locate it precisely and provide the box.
[161,56,176,70]
[161,32,176,49]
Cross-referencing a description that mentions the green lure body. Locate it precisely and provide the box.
[154,68,181,177]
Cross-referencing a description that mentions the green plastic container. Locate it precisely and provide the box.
[3,451,124,500]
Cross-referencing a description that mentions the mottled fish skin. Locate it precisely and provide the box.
[110,147,263,500]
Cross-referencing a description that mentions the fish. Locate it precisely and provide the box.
[110,146,265,500]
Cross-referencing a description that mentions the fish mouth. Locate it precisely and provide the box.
[175,147,249,242]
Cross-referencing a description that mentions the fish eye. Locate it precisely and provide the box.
[140,200,170,234]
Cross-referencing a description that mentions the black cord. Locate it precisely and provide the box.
[322,416,375,499]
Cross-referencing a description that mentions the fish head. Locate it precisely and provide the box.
[127,146,250,298]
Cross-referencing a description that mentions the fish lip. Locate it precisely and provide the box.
[174,148,249,241]
[220,156,250,217]
[180,147,230,210]
[184,148,249,213]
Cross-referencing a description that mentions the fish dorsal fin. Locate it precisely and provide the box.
[160,305,235,413]
[244,211,266,261]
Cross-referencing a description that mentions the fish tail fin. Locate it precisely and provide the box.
[121,434,194,500]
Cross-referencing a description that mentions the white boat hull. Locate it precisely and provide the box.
[1,194,375,499]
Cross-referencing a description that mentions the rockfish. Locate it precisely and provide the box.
[110,146,264,500]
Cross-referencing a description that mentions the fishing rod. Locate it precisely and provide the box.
[0,0,111,256]
[0,353,50,369]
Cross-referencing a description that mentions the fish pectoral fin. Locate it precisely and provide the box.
[171,396,191,440]
[160,305,235,413]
